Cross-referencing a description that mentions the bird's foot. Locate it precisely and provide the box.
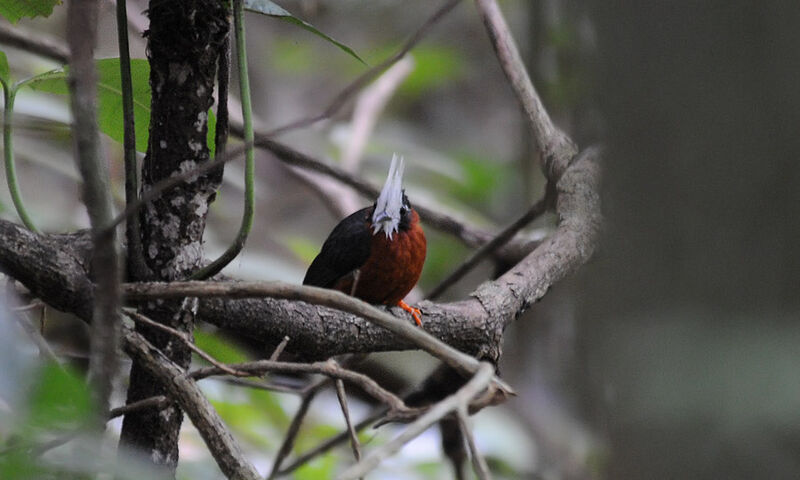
[398,300,423,327]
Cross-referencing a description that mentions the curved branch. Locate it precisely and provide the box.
[0,145,600,369]
[475,0,578,177]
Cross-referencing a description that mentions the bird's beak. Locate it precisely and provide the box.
[372,154,405,239]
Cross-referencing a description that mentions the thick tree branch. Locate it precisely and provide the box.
[119,0,230,470]
[122,327,261,480]
[122,280,506,385]
[0,145,599,370]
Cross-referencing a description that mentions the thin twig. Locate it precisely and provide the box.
[457,406,492,480]
[109,395,170,419]
[11,300,43,312]
[0,394,170,460]
[341,56,414,171]
[338,362,495,480]
[124,308,250,377]
[67,0,121,417]
[323,55,415,217]
[291,55,413,220]
[0,23,68,63]
[335,379,362,465]
[426,194,549,300]
[223,377,303,395]
[277,409,385,477]
[267,379,329,480]
[115,0,147,281]
[191,358,411,415]
[13,313,62,366]
[260,0,462,137]
[192,0,255,280]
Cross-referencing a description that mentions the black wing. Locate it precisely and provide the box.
[303,207,373,288]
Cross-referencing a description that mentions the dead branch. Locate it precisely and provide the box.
[458,406,492,480]
[267,379,328,479]
[338,362,495,480]
[335,379,363,466]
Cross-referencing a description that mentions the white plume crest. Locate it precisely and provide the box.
[372,154,405,239]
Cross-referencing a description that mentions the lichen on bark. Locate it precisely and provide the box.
[119,0,230,473]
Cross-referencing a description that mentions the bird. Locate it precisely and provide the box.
[303,154,427,326]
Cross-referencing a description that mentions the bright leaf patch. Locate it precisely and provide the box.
[0,0,61,24]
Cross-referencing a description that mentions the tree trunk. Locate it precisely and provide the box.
[119,0,229,474]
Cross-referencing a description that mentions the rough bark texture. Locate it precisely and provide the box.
[123,329,261,480]
[0,224,93,319]
[0,145,599,364]
[119,0,229,473]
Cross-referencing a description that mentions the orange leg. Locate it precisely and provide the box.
[397,300,423,327]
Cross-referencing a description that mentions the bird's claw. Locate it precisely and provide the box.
[398,300,423,327]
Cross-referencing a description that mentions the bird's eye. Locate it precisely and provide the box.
[401,204,409,214]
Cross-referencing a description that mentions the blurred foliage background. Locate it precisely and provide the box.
[2,0,798,479]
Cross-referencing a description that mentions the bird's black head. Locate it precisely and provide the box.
[371,154,413,239]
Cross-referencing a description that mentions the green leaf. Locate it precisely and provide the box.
[247,388,289,426]
[26,363,93,431]
[25,58,217,155]
[419,231,469,289]
[244,0,365,65]
[26,59,151,153]
[0,51,10,86]
[281,234,322,264]
[0,0,61,24]
[294,452,337,480]
[403,47,464,98]
[194,330,249,365]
